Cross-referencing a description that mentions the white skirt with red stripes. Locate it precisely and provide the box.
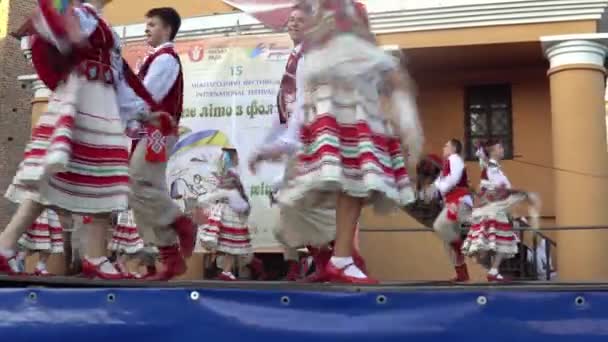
[199,202,252,255]
[108,210,144,254]
[461,207,519,258]
[18,209,63,253]
[5,73,130,214]
[276,35,418,214]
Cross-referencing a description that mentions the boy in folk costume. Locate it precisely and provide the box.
[0,0,133,279]
[198,147,252,281]
[461,140,541,282]
[17,209,64,276]
[426,139,473,282]
[121,7,197,280]
[250,0,423,284]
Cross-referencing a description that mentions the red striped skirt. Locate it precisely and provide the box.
[108,210,144,254]
[5,73,130,214]
[199,202,252,255]
[18,209,64,253]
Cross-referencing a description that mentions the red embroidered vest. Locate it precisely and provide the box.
[137,46,184,126]
[31,3,116,90]
[441,157,469,189]
[277,47,302,125]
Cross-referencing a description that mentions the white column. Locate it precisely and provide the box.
[541,33,608,281]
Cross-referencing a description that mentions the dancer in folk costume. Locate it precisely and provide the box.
[17,209,64,276]
[253,5,367,282]
[461,140,541,282]
[0,0,134,279]
[120,7,197,281]
[198,147,252,281]
[251,0,423,284]
[423,139,473,282]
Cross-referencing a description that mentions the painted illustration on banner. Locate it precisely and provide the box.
[123,34,292,250]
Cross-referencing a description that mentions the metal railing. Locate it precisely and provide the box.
[359,223,569,281]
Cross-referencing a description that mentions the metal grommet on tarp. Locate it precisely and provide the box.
[190,291,200,301]
[107,293,116,303]
[575,296,586,307]
[376,295,387,305]
[477,296,488,305]
[280,296,290,306]
[27,292,37,302]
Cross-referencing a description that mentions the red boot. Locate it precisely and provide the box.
[449,240,469,282]
[452,264,470,282]
[285,260,300,281]
[171,215,196,258]
[0,254,17,275]
[144,245,187,281]
[301,247,332,283]
[81,258,127,280]
[325,261,379,285]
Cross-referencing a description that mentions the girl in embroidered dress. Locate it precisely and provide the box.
[198,147,252,281]
[0,0,131,279]
[461,140,541,282]
[17,209,64,276]
[250,0,423,284]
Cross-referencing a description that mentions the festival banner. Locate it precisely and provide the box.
[123,34,293,250]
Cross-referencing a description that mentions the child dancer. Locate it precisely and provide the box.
[461,140,541,282]
[18,209,64,276]
[198,147,252,281]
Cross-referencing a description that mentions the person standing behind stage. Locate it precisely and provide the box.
[122,7,196,281]
[274,6,310,281]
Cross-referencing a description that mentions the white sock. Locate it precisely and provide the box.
[0,247,15,259]
[488,268,499,276]
[222,271,236,279]
[36,261,47,271]
[85,256,119,275]
[330,256,367,279]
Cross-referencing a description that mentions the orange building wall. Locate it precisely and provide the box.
[104,0,236,25]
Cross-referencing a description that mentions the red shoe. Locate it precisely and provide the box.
[0,254,17,275]
[115,261,136,280]
[81,259,127,280]
[451,264,470,282]
[325,261,379,285]
[301,248,332,283]
[33,268,54,277]
[487,273,510,283]
[285,260,300,281]
[144,245,187,281]
[352,250,368,274]
[217,272,236,281]
[171,215,196,258]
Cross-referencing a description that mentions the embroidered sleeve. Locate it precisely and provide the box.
[487,166,512,189]
[73,7,98,39]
